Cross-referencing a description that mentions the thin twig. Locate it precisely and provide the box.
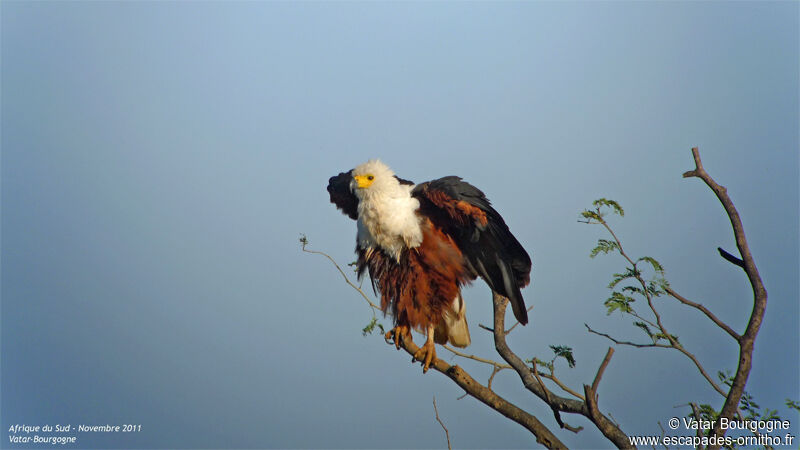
[442,344,510,369]
[532,364,554,405]
[670,344,727,397]
[505,305,535,335]
[657,421,669,450]
[492,294,632,448]
[587,314,727,396]
[665,286,740,341]
[538,371,586,401]
[629,311,661,331]
[301,240,381,311]
[607,412,621,429]
[533,363,582,433]
[432,397,452,450]
[689,402,704,443]
[585,324,668,348]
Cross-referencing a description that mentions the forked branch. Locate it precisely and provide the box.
[306,146,768,450]
[492,293,633,449]
[683,147,768,448]
[397,334,567,448]
[301,237,567,448]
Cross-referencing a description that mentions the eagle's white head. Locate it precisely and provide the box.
[350,159,402,200]
[350,159,422,259]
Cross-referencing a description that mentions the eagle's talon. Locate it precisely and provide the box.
[413,339,437,373]
[385,325,410,350]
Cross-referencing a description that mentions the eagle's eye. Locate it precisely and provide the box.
[367,175,374,181]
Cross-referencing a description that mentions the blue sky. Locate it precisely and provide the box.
[2,2,797,449]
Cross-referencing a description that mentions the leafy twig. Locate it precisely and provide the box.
[585,323,667,348]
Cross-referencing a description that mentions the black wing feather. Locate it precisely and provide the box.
[412,176,532,325]
[327,171,359,220]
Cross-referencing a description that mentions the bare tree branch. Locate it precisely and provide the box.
[442,344,510,370]
[397,335,568,449]
[670,345,727,397]
[539,371,586,401]
[302,240,568,448]
[689,402,704,442]
[533,362,584,433]
[657,421,669,450]
[492,294,633,449]
[664,286,740,340]
[683,147,768,448]
[432,397,452,450]
[591,347,615,395]
[306,145,770,450]
[585,324,668,349]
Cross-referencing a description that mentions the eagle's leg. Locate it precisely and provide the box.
[412,324,437,373]
[385,323,411,350]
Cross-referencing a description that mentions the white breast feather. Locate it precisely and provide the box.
[352,161,423,261]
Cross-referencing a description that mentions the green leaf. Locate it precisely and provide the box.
[361,317,384,336]
[718,369,734,386]
[347,260,360,273]
[550,345,576,368]
[637,256,664,274]
[692,404,721,422]
[646,279,667,297]
[581,210,602,222]
[590,239,620,258]
[604,291,636,315]
[786,399,800,411]
[529,357,554,372]
[608,267,640,289]
[593,198,625,217]
[621,285,645,295]
[633,321,654,339]
[653,332,679,344]
[761,408,779,421]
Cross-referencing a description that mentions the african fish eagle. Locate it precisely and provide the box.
[327,160,531,372]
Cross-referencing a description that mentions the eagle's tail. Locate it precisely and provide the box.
[435,294,471,348]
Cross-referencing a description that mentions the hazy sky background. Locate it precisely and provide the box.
[2,2,797,449]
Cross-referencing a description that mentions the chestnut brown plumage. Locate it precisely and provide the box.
[327,161,531,372]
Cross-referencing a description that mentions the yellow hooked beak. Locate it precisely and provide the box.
[353,174,375,189]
